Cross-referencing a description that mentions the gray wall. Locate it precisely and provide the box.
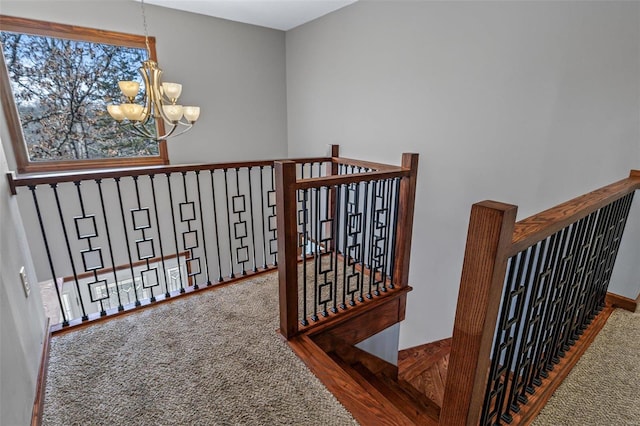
[286,1,640,348]
[0,0,288,166]
[0,134,47,424]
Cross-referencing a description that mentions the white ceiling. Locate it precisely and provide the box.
[140,0,357,31]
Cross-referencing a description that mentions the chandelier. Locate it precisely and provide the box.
[106,0,200,140]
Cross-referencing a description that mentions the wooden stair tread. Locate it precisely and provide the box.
[398,337,452,407]
[352,363,441,423]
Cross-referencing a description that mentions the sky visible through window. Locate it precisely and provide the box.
[0,31,158,161]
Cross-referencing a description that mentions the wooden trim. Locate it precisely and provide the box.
[312,294,404,352]
[510,172,640,255]
[294,168,409,190]
[440,201,518,426]
[392,153,419,289]
[31,318,51,426]
[0,15,171,173]
[275,161,300,338]
[8,156,333,189]
[0,36,29,171]
[605,292,638,313]
[332,156,400,171]
[302,286,412,338]
[512,305,615,425]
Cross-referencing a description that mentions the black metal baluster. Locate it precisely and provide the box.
[233,168,249,276]
[165,173,185,293]
[388,178,401,289]
[360,181,370,300]
[132,176,157,302]
[480,252,523,424]
[367,180,378,298]
[52,183,89,320]
[301,188,309,326]
[149,175,171,298]
[247,167,258,273]
[96,179,125,310]
[180,172,201,288]
[29,185,69,326]
[332,184,343,308]
[270,167,278,266]
[209,170,224,282]
[114,178,141,305]
[195,171,212,286]
[341,184,352,309]
[223,169,235,278]
[259,166,268,269]
[75,181,108,316]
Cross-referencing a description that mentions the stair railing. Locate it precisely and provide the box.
[7,153,334,329]
[440,170,639,425]
[275,151,418,339]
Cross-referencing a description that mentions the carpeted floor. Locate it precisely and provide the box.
[43,273,357,426]
[533,308,640,425]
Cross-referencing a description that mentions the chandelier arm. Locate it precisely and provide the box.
[156,123,194,140]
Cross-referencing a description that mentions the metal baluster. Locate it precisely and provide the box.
[480,252,523,424]
[367,180,378,298]
[301,188,309,326]
[209,170,224,282]
[247,167,258,273]
[165,173,185,293]
[195,171,212,286]
[74,181,107,316]
[234,168,247,276]
[96,179,125,310]
[223,169,235,278]
[132,176,155,302]
[149,175,171,298]
[52,183,89,320]
[341,183,351,309]
[332,184,343,308]
[259,166,268,269]
[270,167,278,266]
[360,181,370,300]
[181,172,199,289]
[388,178,401,289]
[29,185,69,326]
[114,178,141,305]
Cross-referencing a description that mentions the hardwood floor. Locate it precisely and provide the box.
[398,337,452,407]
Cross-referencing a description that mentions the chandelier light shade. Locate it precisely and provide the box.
[107,0,200,141]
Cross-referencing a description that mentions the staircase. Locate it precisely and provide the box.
[283,170,639,426]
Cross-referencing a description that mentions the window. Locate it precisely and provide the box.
[0,15,168,173]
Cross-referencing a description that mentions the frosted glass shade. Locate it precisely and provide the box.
[162,82,182,101]
[183,106,200,123]
[118,81,140,98]
[121,103,144,121]
[163,104,183,122]
[107,104,125,121]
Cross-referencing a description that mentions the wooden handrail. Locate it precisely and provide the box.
[509,170,640,255]
[6,155,333,193]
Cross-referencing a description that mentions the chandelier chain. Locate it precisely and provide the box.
[140,0,151,57]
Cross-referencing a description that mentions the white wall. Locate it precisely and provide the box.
[0,0,288,166]
[0,132,47,424]
[286,1,640,348]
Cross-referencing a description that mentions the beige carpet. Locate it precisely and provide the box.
[533,307,640,425]
[43,273,357,426]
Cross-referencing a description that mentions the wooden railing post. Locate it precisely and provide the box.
[440,201,517,426]
[392,153,419,289]
[275,160,300,339]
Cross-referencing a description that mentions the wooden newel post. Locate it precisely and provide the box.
[275,160,300,339]
[440,201,517,426]
[392,153,419,289]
